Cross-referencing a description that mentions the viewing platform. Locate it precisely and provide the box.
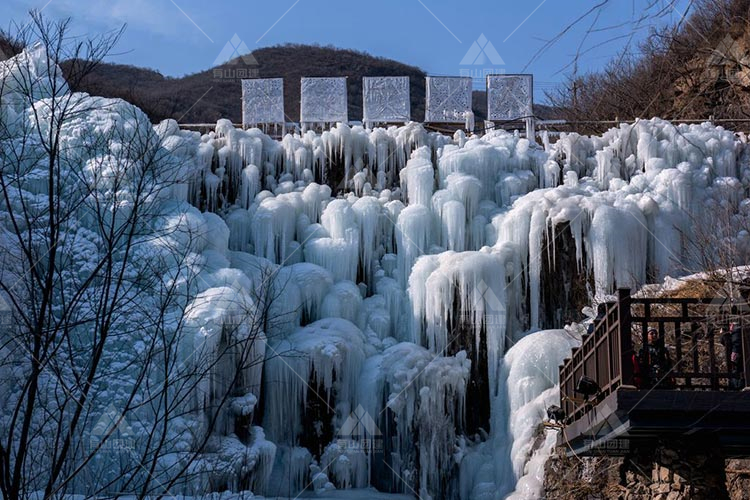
[559,289,750,457]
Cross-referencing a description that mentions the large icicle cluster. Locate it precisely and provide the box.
[161,114,749,498]
[493,119,749,328]
[7,42,750,500]
[151,115,554,497]
[458,328,581,500]
[408,249,517,396]
[263,318,367,444]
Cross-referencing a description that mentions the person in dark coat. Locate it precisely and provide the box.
[635,328,674,389]
[721,322,745,390]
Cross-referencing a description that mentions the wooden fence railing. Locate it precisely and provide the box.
[560,289,750,424]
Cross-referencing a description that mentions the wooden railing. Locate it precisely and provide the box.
[560,289,631,423]
[560,289,750,424]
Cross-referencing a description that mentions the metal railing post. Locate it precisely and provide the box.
[618,288,634,387]
[743,324,750,390]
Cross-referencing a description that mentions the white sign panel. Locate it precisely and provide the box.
[363,76,411,124]
[300,77,348,123]
[487,74,533,122]
[425,76,472,123]
[241,78,285,127]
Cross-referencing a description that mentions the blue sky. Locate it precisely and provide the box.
[4,0,692,95]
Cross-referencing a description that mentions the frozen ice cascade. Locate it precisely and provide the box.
[4,46,750,499]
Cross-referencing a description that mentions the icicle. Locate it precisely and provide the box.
[528,208,546,328]
[251,197,296,264]
[408,250,508,395]
[400,147,435,207]
[441,200,465,251]
[352,196,384,287]
[204,172,221,212]
[321,281,363,327]
[464,110,475,133]
[240,164,261,209]
[226,208,253,252]
[287,263,334,323]
[396,205,432,288]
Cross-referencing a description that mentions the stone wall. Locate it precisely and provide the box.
[543,440,749,499]
[727,459,750,500]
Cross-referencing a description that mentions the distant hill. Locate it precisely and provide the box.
[4,38,555,126]
[65,45,430,124]
[67,44,562,126]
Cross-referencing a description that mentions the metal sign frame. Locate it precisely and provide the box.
[241,78,285,127]
[486,74,533,122]
[363,76,411,125]
[425,76,472,123]
[300,77,348,124]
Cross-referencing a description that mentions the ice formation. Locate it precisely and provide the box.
[263,318,367,444]
[458,329,581,500]
[4,44,750,499]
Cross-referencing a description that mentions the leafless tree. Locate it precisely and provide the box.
[542,0,750,133]
[0,12,291,499]
[680,191,750,297]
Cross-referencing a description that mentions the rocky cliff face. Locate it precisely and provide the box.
[671,31,750,121]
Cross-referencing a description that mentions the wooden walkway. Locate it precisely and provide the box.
[559,289,750,456]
